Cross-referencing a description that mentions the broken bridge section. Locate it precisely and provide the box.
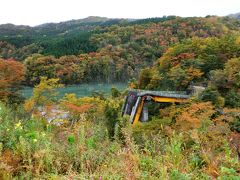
[122,89,190,125]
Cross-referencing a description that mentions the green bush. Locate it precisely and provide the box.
[230,116,240,132]
[200,88,224,107]
[225,90,240,108]
[104,100,120,139]
[111,87,121,98]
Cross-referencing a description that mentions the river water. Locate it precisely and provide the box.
[21,83,127,99]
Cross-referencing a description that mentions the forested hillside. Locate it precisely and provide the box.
[1,16,239,85]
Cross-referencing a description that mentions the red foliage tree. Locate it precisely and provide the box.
[0,59,25,100]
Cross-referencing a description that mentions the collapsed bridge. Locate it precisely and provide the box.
[121,89,190,125]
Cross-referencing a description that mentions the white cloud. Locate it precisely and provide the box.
[0,0,239,26]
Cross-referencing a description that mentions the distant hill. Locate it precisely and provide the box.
[228,12,240,20]
[0,16,177,57]
[0,15,239,60]
[0,16,133,57]
[34,16,120,35]
[0,16,180,45]
[0,24,32,37]
[0,16,127,46]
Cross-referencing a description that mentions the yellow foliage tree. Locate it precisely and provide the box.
[24,77,62,115]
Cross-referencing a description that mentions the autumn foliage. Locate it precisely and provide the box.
[24,77,62,114]
[0,16,240,179]
[0,59,25,100]
[63,102,93,114]
[175,102,215,130]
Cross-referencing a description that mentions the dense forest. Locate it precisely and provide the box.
[0,14,240,179]
[0,15,239,85]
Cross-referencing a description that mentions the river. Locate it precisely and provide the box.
[21,83,127,99]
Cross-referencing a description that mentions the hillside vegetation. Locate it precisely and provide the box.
[0,79,240,179]
[0,15,240,179]
[1,16,239,85]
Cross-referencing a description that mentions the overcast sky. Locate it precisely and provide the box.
[1,0,239,26]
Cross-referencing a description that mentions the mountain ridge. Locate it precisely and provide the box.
[228,12,240,19]
[0,16,129,29]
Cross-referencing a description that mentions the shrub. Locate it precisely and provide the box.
[230,116,240,132]
[200,88,225,107]
[111,87,121,98]
[225,90,240,108]
[104,99,120,139]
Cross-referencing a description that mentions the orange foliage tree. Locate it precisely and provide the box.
[60,94,95,124]
[175,102,215,131]
[0,59,25,101]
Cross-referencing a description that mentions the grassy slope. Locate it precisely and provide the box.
[0,98,239,179]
